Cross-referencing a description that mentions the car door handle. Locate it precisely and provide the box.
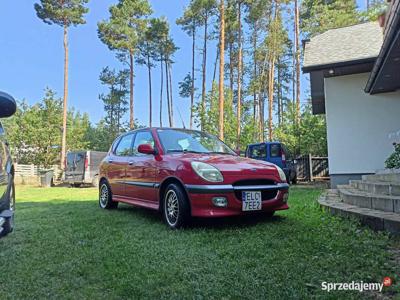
[128,161,134,166]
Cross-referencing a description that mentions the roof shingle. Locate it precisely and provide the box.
[303,22,384,70]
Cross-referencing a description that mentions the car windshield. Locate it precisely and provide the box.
[157,129,236,155]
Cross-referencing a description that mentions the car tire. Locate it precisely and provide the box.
[99,181,118,209]
[73,183,82,188]
[265,211,275,218]
[162,183,190,229]
[1,180,15,237]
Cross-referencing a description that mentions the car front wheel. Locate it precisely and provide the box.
[163,184,190,229]
[99,181,118,209]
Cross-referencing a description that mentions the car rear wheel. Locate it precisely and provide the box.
[163,184,189,229]
[1,180,15,237]
[99,181,118,209]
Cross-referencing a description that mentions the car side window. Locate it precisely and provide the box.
[132,131,155,156]
[115,134,134,157]
[111,137,121,153]
[282,145,291,160]
[249,144,266,158]
[270,144,281,158]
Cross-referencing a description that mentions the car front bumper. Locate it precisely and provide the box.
[185,183,289,217]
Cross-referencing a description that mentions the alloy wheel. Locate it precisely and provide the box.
[165,190,179,226]
[9,184,15,229]
[99,184,109,208]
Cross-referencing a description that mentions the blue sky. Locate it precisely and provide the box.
[0,0,367,128]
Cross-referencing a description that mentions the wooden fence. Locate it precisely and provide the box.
[295,154,329,181]
[14,164,62,185]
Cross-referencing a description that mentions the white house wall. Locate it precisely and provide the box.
[324,73,400,183]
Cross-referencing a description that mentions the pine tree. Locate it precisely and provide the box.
[34,0,89,169]
[192,0,218,130]
[98,0,152,130]
[219,0,226,140]
[300,0,359,37]
[177,4,201,129]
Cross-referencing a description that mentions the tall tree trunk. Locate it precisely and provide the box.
[268,1,279,141]
[213,46,220,84]
[253,25,258,126]
[61,24,69,170]
[168,62,174,127]
[277,63,282,125]
[129,51,135,129]
[211,45,220,99]
[166,59,172,127]
[147,51,152,127]
[229,41,234,98]
[218,0,225,141]
[268,58,275,141]
[190,25,196,129]
[294,0,301,124]
[236,1,242,150]
[201,13,208,131]
[259,92,264,141]
[160,56,163,127]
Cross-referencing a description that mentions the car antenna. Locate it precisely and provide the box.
[177,106,186,129]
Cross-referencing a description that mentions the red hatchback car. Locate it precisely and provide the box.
[99,128,289,229]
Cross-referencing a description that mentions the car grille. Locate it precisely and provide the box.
[233,179,278,201]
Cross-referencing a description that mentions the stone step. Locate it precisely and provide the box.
[362,170,400,183]
[337,185,400,213]
[349,180,400,196]
[319,190,400,235]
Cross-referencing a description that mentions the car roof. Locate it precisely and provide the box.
[124,127,205,135]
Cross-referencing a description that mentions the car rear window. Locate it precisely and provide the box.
[249,144,267,158]
[66,153,75,166]
[270,144,281,158]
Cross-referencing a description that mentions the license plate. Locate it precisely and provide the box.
[242,191,262,211]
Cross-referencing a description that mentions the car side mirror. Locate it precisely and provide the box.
[138,144,156,155]
[0,91,16,118]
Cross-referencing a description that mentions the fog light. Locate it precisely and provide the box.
[283,193,289,203]
[212,197,227,207]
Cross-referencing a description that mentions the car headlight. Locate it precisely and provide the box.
[191,162,223,182]
[276,166,287,182]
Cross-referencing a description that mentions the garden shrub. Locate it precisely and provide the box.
[385,143,400,169]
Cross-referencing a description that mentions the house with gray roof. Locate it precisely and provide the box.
[304,0,400,234]
[303,2,400,188]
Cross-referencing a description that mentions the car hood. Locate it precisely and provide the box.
[177,153,279,176]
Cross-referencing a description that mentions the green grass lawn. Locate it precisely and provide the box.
[0,186,398,299]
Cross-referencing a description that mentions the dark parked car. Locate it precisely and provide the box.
[245,142,297,184]
[99,128,289,229]
[65,151,107,187]
[0,92,16,237]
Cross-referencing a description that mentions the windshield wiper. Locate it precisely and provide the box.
[166,149,205,154]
